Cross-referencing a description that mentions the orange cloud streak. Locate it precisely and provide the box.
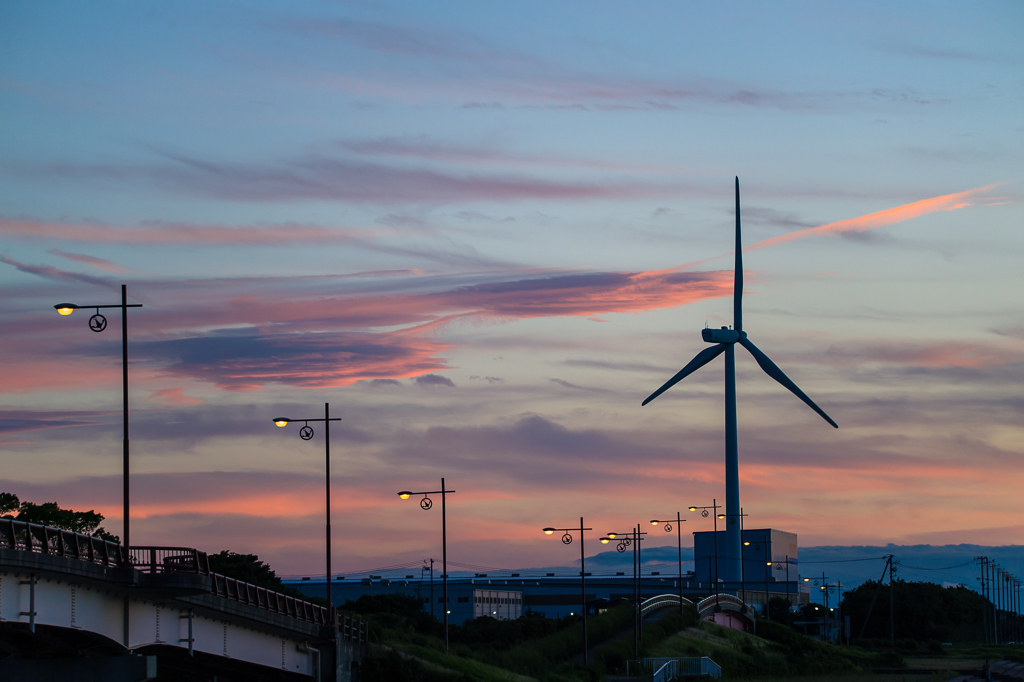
[747,183,1001,251]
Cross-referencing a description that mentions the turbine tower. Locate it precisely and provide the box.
[642,177,838,584]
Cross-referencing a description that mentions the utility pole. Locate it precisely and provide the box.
[836,581,843,645]
[888,554,895,647]
[994,564,1001,645]
[817,572,830,641]
[977,557,988,645]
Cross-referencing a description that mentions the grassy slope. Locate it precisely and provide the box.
[644,620,904,679]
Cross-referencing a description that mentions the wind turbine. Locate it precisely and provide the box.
[642,177,837,584]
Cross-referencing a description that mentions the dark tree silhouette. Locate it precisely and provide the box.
[1,492,118,542]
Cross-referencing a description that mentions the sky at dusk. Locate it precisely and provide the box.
[2,1,1022,582]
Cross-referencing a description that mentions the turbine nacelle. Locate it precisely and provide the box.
[702,327,745,344]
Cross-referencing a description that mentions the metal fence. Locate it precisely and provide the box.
[628,657,722,680]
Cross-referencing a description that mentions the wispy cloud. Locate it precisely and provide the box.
[1,255,114,287]
[0,217,500,267]
[746,184,1002,252]
[340,135,677,172]
[48,249,136,274]
[3,151,666,205]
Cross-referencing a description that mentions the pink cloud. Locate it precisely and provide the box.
[746,183,1002,252]
[147,388,203,405]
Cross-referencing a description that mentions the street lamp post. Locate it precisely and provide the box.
[650,513,687,615]
[763,535,772,621]
[603,527,647,659]
[543,519,592,666]
[771,557,796,610]
[399,479,455,650]
[688,501,722,599]
[272,404,341,624]
[54,286,142,550]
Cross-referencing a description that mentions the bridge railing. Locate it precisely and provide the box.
[0,519,128,567]
[130,545,332,626]
[1,524,332,628]
[129,546,211,575]
[640,593,694,616]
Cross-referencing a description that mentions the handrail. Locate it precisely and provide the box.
[696,593,745,611]
[640,593,694,616]
[0,521,335,627]
[629,657,722,680]
[652,659,674,682]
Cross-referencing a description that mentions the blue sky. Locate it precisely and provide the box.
[1,1,1022,578]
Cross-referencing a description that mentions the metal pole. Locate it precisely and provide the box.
[580,517,587,667]
[740,508,745,606]
[764,534,770,621]
[430,559,435,619]
[325,403,332,620]
[712,499,719,599]
[837,581,843,644]
[822,571,827,641]
[677,511,683,616]
[785,555,790,608]
[979,558,988,645]
[637,524,643,642]
[121,284,130,550]
[889,556,894,646]
[634,527,639,660]
[441,477,448,651]
[121,284,130,650]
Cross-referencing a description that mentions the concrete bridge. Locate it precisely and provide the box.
[0,520,367,681]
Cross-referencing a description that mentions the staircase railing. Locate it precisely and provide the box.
[628,656,722,680]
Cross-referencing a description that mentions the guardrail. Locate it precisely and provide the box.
[0,519,127,567]
[0,522,333,627]
[628,657,722,680]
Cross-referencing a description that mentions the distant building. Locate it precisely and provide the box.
[285,530,806,625]
[286,574,718,625]
[693,528,802,611]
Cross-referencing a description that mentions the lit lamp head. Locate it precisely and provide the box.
[54,303,78,316]
[767,562,773,566]
[688,506,697,512]
[718,514,726,519]
[600,538,610,544]
[649,520,658,526]
[804,578,810,582]
[744,541,750,546]
[273,417,291,427]
[607,533,617,539]
[398,491,412,500]
[542,528,555,535]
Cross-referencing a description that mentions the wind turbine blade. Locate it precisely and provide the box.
[734,176,743,333]
[738,337,838,428]
[642,343,727,406]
